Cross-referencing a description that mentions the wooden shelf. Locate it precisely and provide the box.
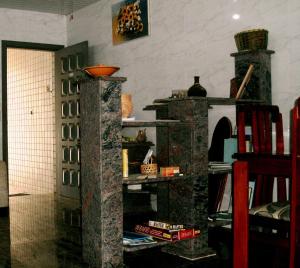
[123,174,185,185]
[122,120,181,127]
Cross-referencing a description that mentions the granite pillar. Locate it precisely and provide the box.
[80,77,126,268]
[159,98,215,260]
[231,49,275,104]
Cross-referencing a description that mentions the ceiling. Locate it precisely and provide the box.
[0,0,100,15]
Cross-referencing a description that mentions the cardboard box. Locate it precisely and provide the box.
[160,166,180,177]
[134,224,200,242]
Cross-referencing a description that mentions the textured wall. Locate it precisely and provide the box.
[67,0,300,148]
[0,8,66,159]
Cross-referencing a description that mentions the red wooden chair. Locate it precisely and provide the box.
[233,99,300,268]
[236,104,287,206]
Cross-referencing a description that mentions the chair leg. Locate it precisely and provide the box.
[233,161,249,268]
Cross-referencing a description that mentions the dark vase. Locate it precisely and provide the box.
[187,76,207,97]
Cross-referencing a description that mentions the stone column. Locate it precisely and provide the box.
[80,77,126,268]
[162,98,215,260]
[231,49,275,104]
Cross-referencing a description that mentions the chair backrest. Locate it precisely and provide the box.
[236,104,286,206]
[237,104,284,154]
[233,100,300,268]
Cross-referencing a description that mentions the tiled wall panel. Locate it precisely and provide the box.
[7,48,56,194]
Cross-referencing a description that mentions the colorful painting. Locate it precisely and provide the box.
[112,0,149,45]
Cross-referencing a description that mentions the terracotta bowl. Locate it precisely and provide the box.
[83,64,120,77]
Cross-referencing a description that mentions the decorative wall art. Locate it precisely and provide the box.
[112,0,149,45]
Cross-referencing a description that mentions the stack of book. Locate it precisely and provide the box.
[208,161,231,171]
[134,220,200,242]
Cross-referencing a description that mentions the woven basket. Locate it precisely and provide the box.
[234,29,268,51]
[140,163,158,175]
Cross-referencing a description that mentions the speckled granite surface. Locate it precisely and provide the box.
[81,87,212,265]
[80,77,125,268]
[231,49,274,104]
[157,98,212,259]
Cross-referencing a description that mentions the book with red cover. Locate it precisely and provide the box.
[134,224,200,241]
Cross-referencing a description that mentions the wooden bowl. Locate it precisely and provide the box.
[83,64,120,77]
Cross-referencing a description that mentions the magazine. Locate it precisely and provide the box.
[123,231,157,246]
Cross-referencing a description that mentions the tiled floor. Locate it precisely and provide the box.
[0,194,88,268]
[0,194,290,268]
[0,194,224,268]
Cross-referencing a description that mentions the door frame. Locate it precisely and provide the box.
[1,40,64,200]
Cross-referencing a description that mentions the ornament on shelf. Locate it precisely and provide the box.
[121,93,133,118]
[187,76,207,97]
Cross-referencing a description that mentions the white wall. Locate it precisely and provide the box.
[67,0,300,149]
[0,8,67,159]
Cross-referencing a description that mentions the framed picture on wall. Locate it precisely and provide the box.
[112,0,149,45]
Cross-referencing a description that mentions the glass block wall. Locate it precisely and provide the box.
[7,48,56,194]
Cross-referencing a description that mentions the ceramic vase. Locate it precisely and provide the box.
[121,94,133,118]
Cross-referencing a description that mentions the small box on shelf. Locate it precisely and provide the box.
[160,166,180,177]
[134,223,200,242]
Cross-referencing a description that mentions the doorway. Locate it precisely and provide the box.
[2,41,64,196]
[7,48,55,195]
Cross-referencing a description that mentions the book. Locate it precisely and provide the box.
[218,174,232,212]
[160,167,180,177]
[214,174,228,211]
[223,138,237,164]
[134,224,200,241]
[208,161,231,168]
[123,231,157,246]
[248,181,255,209]
[208,212,232,222]
[218,177,256,212]
[148,220,184,230]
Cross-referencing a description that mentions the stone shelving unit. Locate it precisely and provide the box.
[122,119,181,127]
[123,174,186,185]
[80,77,243,266]
[153,97,216,260]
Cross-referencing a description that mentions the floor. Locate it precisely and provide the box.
[0,194,226,268]
[0,194,87,268]
[0,194,289,268]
